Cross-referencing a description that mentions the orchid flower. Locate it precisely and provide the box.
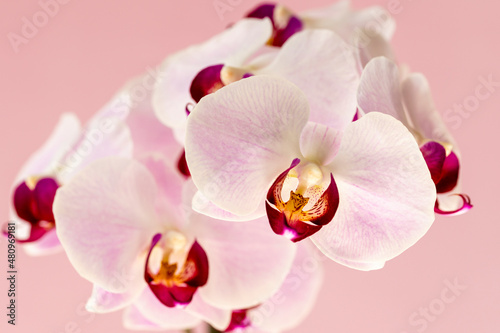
[7,89,133,254]
[358,57,472,215]
[223,241,323,333]
[53,156,296,330]
[153,17,360,145]
[245,1,395,49]
[184,75,436,270]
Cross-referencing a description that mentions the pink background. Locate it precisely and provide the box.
[0,0,498,332]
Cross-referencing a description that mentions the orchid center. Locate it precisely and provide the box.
[246,3,303,47]
[144,231,209,308]
[266,159,339,242]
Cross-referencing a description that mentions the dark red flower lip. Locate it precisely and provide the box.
[144,233,209,308]
[420,141,460,194]
[190,64,225,103]
[6,177,59,243]
[246,3,303,47]
[265,159,340,242]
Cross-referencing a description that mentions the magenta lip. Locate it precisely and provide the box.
[190,64,225,103]
[144,234,209,308]
[246,3,303,47]
[434,194,473,216]
[8,177,59,243]
[266,159,339,242]
[224,309,253,332]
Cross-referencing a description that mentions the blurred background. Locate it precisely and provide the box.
[0,0,498,332]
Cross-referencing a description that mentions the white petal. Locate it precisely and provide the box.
[313,113,436,267]
[185,293,232,331]
[354,30,396,70]
[54,157,161,292]
[133,288,202,330]
[260,29,359,130]
[300,122,342,166]
[191,213,297,310]
[192,190,267,222]
[251,241,324,332]
[402,73,458,151]
[185,75,308,217]
[152,18,273,134]
[124,74,184,164]
[358,57,410,126]
[86,284,144,314]
[123,305,165,331]
[302,3,395,41]
[57,121,133,183]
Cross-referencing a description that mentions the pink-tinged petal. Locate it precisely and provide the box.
[186,293,232,331]
[302,2,395,41]
[435,194,472,216]
[123,305,165,331]
[249,242,324,332]
[152,18,273,133]
[123,74,184,166]
[191,212,296,310]
[402,73,458,150]
[420,141,447,184]
[86,284,143,314]
[259,29,359,130]
[13,113,81,183]
[57,121,133,183]
[53,157,161,293]
[358,57,409,126]
[355,30,396,70]
[133,287,202,330]
[185,75,308,217]
[324,256,385,271]
[139,154,185,227]
[300,122,342,166]
[192,190,267,222]
[313,113,436,266]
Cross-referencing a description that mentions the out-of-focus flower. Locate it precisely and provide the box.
[8,90,133,254]
[185,75,436,270]
[153,18,360,144]
[246,1,395,47]
[53,157,296,330]
[357,57,472,215]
